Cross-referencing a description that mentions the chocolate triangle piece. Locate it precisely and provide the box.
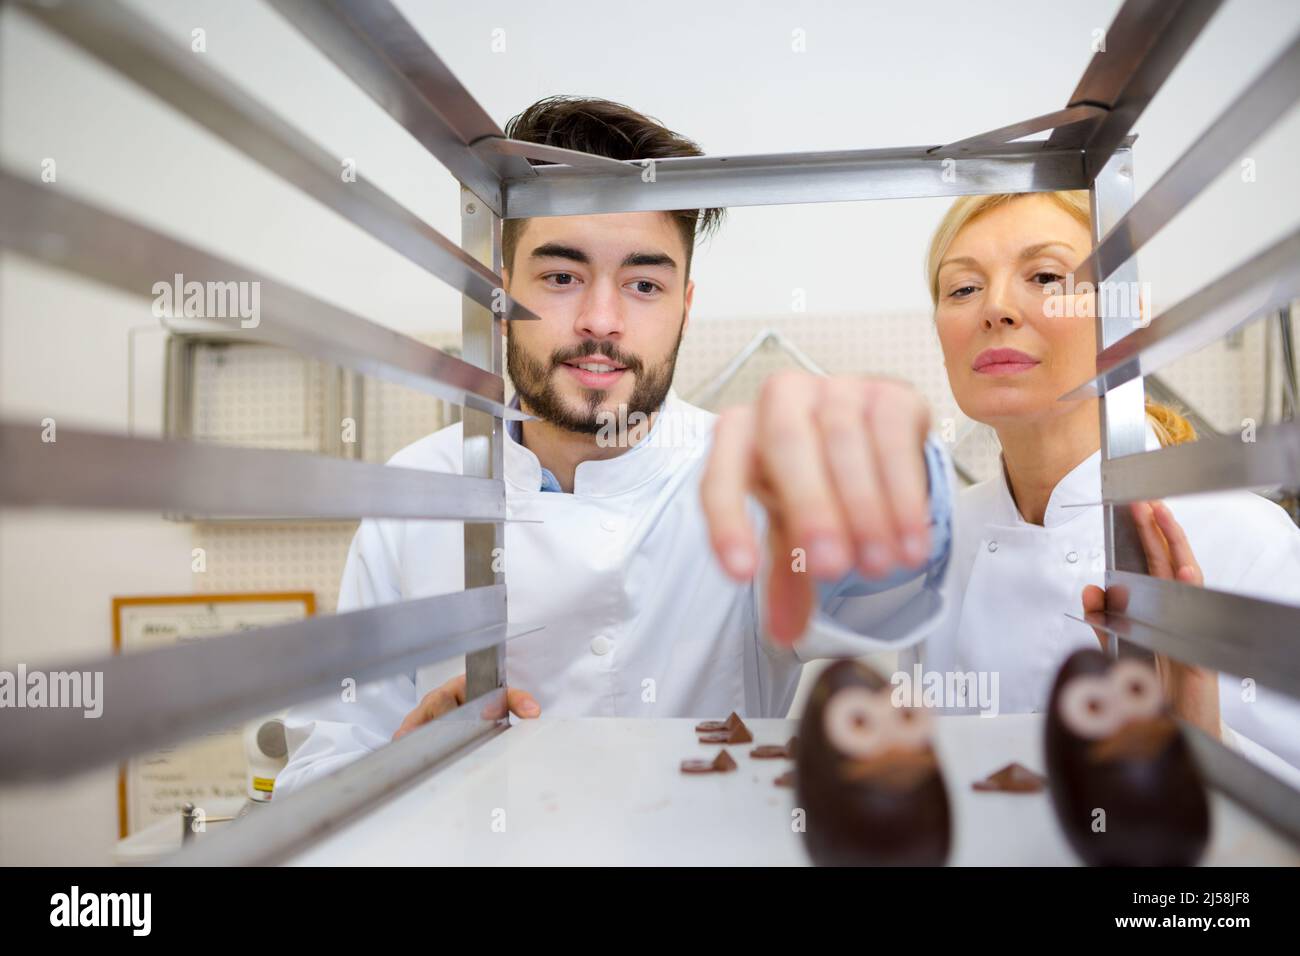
[712,749,737,772]
[681,749,739,774]
[972,761,1047,793]
[773,769,796,788]
[694,711,743,733]
[699,721,753,745]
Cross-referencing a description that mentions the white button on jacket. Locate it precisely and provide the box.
[903,421,1300,781]
[279,391,955,795]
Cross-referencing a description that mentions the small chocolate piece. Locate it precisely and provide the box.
[774,770,796,788]
[680,759,716,774]
[750,744,789,759]
[698,722,753,745]
[694,711,743,733]
[972,761,1047,793]
[786,736,798,758]
[680,749,738,775]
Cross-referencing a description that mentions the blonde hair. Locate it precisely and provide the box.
[925,190,1195,448]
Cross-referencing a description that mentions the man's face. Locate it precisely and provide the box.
[503,211,694,435]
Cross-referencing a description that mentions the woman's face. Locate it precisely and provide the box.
[933,196,1097,428]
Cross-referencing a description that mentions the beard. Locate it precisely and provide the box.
[506,320,683,435]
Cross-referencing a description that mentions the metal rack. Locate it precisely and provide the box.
[1,0,1298,863]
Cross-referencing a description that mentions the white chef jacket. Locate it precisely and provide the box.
[278,389,955,796]
[902,421,1300,780]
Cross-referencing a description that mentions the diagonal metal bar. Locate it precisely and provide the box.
[15,0,540,321]
[1181,722,1300,847]
[474,136,644,173]
[928,105,1106,158]
[0,587,531,782]
[1060,227,1300,400]
[1072,573,1300,701]
[264,0,537,215]
[0,170,530,420]
[1073,30,1300,285]
[1099,421,1300,501]
[0,420,507,520]
[1048,0,1223,176]
[164,685,512,866]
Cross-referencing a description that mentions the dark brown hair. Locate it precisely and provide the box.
[501,95,723,277]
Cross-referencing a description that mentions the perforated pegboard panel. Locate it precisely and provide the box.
[361,375,462,465]
[191,343,325,451]
[190,333,462,613]
[1158,320,1267,435]
[192,521,356,613]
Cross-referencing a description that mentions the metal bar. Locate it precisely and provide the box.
[460,186,507,701]
[1073,572,1300,700]
[166,686,510,866]
[928,105,1105,158]
[1181,722,1300,848]
[0,587,523,781]
[1279,305,1299,421]
[1047,0,1223,174]
[1075,30,1300,285]
[1061,228,1300,401]
[503,141,1091,218]
[264,0,536,216]
[0,420,507,520]
[0,170,530,421]
[1091,148,1150,591]
[14,0,540,322]
[474,137,643,173]
[1100,421,1300,501]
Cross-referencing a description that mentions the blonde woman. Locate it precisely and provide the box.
[900,189,1300,778]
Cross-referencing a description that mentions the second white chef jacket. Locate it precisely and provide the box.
[902,420,1300,781]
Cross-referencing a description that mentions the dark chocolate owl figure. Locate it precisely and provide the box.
[795,660,951,866]
[1045,649,1210,866]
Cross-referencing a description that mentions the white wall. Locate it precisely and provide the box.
[2,0,1299,864]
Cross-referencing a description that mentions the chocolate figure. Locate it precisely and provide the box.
[1044,649,1210,866]
[795,660,951,866]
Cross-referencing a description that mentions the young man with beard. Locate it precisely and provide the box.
[278,96,953,794]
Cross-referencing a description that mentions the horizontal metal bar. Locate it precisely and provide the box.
[167,686,510,866]
[1081,608,1300,700]
[1061,227,1300,400]
[476,136,642,173]
[0,420,507,520]
[503,142,1091,218]
[1075,30,1300,284]
[1100,422,1300,501]
[0,587,535,781]
[0,170,529,421]
[928,105,1106,158]
[15,0,540,322]
[1049,0,1223,174]
[1180,721,1300,847]
[264,0,536,216]
[1072,572,1300,700]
